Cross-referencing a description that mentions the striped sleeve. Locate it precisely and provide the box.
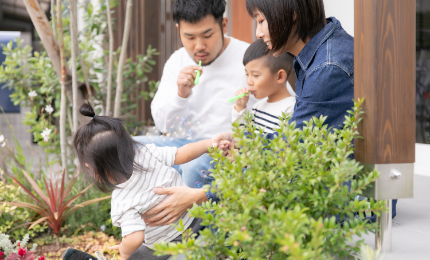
[112,207,146,237]
[145,144,177,166]
[154,146,177,166]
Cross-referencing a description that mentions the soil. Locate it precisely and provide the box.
[31,232,120,260]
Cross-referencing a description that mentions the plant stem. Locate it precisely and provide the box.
[69,0,78,133]
[57,0,68,176]
[113,0,133,117]
[51,0,56,39]
[106,0,114,116]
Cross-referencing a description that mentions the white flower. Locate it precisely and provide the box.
[28,90,38,99]
[0,135,4,143]
[1,142,6,148]
[100,225,106,231]
[45,104,54,114]
[41,128,52,142]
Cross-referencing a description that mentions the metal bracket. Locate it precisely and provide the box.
[360,163,414,200]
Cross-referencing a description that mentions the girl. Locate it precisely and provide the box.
[73,103,221,260]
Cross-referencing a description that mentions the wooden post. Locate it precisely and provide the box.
[354,0,416,252]
[231,0,254,44]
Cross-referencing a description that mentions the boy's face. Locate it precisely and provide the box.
[245,58,279,99]
[177,15,228,66]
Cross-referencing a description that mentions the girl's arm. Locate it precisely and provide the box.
[174,139,212,165]
[117,230,145,260]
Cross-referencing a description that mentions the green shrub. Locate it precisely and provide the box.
[63,192,121,240]
[155,99,385,259]
[0,181,47,242]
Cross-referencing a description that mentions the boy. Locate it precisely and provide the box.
[232,39,296,134]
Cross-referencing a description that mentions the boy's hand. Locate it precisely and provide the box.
[177,65,203,98]
[234,88,250,112]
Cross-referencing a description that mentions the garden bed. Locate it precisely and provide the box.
[32,232,119,260]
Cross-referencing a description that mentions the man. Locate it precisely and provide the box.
[134,0,256,188]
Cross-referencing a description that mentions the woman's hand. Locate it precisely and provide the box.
[141,186,207,227]
[234,88,250,112]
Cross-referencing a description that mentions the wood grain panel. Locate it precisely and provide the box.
[231,0,253,43]
[354,0,377,163]
[354,0,415,164]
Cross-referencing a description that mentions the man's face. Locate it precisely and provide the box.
[177,15,228,66]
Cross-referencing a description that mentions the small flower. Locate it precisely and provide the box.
[41,128,52,142]
[100,225,106,231]
[45,105,54,114]
[1,142,5,148]
[0,135,4,142]
[38,255,45,260]
[18,242,26,257]
[28,90,38,99]
[0,251,5,260]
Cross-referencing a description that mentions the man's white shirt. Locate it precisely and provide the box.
[151,37,257,140]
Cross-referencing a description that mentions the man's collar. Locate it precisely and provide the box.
[295,17,340,71]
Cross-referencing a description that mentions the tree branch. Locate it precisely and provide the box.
[113,0,133,117]
[69,0,78,133]
[57,0,67,173]
[106,0,114,116]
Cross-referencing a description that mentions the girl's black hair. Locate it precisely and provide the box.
[243,39,295,75]
[73,103,145,193]
[246,0,326,54]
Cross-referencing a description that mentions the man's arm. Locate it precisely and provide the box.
[151,57,202,134]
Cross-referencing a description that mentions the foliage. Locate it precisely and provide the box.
[155,99,385,259]
[355,244,384,260]
[3,168,110,245]
[32,231,119,260]
[0,181,47,242]
[0,0,159,167]
[63,191,121,240]
[0,233,37,259]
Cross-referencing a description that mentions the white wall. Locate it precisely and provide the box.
[323,0,354,37]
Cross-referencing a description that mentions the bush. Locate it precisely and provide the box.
[0,181,47,242]
[155,99,385,259]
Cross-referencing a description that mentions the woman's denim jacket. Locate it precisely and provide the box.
[206,17,354,203]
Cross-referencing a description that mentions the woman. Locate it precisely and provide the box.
[246,0,354,132]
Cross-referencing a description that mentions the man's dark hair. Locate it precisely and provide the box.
[73,103,146,193]
[243,39,295,76]
[173,0,226,28]
[246,0,326,54]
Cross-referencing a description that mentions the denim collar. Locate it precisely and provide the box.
[295,17,340,71]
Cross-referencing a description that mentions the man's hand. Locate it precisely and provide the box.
[177,65,203,98]
[141,186,207,227]
[234,87,250,112]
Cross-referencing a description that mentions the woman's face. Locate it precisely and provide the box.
[255,12,272,49]
[254,11,301,57]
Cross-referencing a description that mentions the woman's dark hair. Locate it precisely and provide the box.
[243,39,295,76]
[173,0,226,28]
[246,0,326,54]
[73,103,144,193]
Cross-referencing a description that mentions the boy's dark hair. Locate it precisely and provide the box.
[173,0,226,28]
[73,103,145,193]
[246,0,326,54]
[243,39,295,76]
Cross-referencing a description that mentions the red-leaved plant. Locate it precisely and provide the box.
[5,168,110,247]
[3,243,44,260]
